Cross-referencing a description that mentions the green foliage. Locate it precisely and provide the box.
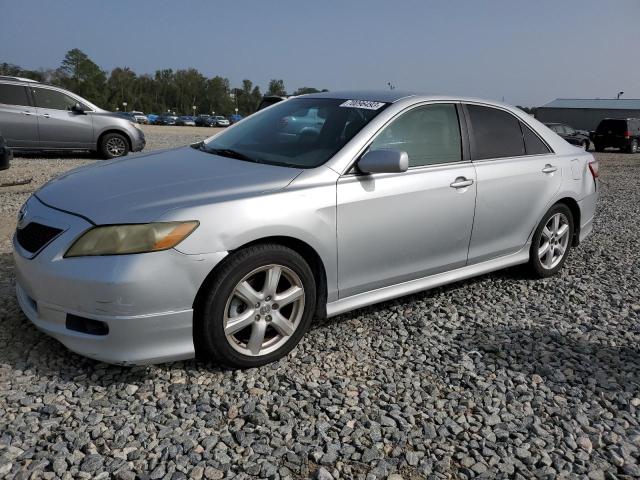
[5,49,326,116]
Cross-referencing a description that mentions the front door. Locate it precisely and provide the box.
[31,87,94,149]
[336,103,477,298]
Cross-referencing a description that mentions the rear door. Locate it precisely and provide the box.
[0,83,39,147]
[464,103,562,264]
[31,87,94,149]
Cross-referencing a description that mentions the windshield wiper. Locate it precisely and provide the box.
[200,146,260,163]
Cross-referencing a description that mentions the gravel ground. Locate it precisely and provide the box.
[0,131,639,479]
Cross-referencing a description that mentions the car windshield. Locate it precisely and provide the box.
[201,98,388,168]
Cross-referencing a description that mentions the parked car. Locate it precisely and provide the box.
[592,118,640,153]
[147,113,159,124]
[13,91,598,367]
[129,111,149,124]
[0,131,12,170]
[545,123,590,150]
[257,95,289,111]
[195,114,215,127]
[212,115,230,127]
[0,76,145,159]
[154,113,178,125]
[228,114,243,124]
[176,116,196,126]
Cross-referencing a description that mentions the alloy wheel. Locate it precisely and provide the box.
[223,264,305,356]
[106,137,126,156]
[538,213,570,270]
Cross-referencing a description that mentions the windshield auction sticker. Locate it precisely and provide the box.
[340,100,386,110]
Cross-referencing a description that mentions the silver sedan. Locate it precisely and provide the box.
[13,91,598,367]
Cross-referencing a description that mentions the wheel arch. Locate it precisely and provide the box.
[556,196,581,246]
[192,235,328,322]
[96,129,132,151]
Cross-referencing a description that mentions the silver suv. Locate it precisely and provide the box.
[0,76,145,159]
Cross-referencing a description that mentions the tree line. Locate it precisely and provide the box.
[1,49,327,116]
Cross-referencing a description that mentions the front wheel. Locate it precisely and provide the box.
[195,244,316,368]
[628,139,638,154]
[527,204,574,278]
[99,133,129,159]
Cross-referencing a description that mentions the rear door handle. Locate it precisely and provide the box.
[42,113,50,119]
[450,177,474,189]
[21,111,34,116]
[542,164,558,174]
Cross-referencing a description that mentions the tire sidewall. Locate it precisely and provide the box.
[100,133,129,159]
[197,245,316,368]
[529,204,574,278]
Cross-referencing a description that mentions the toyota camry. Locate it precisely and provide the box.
[13,91,598,367]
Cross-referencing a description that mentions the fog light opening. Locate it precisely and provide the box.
[66,314,109,336]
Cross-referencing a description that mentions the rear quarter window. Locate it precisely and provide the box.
[0,84,30,107]
[520,122,551,155]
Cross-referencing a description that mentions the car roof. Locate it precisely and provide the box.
[302,90,418,103]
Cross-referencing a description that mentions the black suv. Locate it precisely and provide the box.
[545,123,590,150]
[593,118,640,153]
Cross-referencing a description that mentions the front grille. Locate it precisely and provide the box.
[16,222,63,254]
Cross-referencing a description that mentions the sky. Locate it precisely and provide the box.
[1,0,639,106]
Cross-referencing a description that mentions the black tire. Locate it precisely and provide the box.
[194,244,316,368]
[582,140,590,151]
[527,203,574,278]
[628,139,638,154]
[595,144,605,152]
[99,133,129,159]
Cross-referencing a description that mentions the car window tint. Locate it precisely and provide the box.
[0,84,30,107]
[369,103,462,167]
[32,88,81,110]
[467,104,525,159]
[520,122,551,155]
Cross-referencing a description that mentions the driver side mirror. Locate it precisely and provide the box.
[70,103,86,113]
[358,149,409,174]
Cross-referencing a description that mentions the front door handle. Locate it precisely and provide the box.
[542,164,558,174]
[21,111,34,116]
[42,113,50,119]
[450,177,474,189]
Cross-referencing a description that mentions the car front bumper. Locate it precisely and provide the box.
[131,128,146,152]
[13,196,226,365]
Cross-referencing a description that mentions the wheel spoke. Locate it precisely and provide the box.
[542,226,552,240]
[275,286,303,307]
[557,223,569,239]
[556,243,566,256]
[552,214,560,233]
[263,266,282,297]
[247,321,267,355]
[270,311,295,337]
[225,309,255,335]
[235,281,262,305]
[538,241,551,257]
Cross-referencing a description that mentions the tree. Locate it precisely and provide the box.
[267,79,286,96]
[293,87,322,96]
[56,49,107,106]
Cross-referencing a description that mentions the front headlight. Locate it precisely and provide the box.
[65,221,199,257]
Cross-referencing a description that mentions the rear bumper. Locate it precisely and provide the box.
[578,191,597,242]
[12,196,226,365]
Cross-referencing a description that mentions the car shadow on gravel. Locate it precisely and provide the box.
[12,150,98,159]
[463,324,640,394]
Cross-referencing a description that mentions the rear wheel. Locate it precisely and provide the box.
[527,204,574,278]
[99,133,129,159]
[628,139,638,154]
[195,244,316,368]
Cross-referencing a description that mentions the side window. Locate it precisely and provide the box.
[0,84,31,107]
[467,104,525,159]
[520,121,551,155]
[32,88,80,110]
[369,103,462,167]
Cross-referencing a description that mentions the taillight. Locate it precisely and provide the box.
[624,130,632,138]
[588,160,599,179]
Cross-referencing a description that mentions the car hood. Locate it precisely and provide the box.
[36,146,303,224]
